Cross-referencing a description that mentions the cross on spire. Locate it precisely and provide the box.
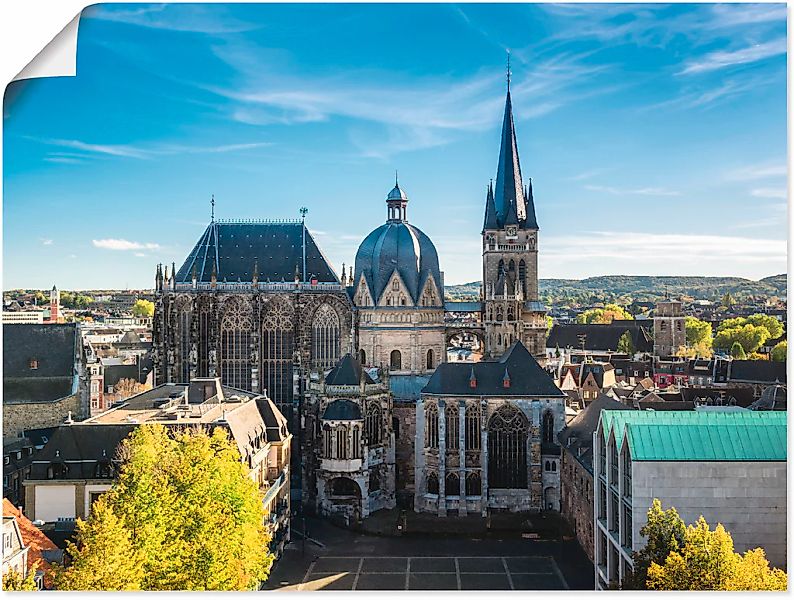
[211,194,215,222]
[506,50,511,92]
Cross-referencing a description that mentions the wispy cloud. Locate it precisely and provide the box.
[726,162,787,181]
[93,239,161,251]
[570,167,612,181]
[584,184,680,197]
[84,4,260,34]
[751,188,787,200]
[40,238,53,246]
[679,38,786,75]
[40,138,272,160]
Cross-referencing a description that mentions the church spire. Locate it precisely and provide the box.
[493,68,527,228]
[482,180,497,232]
[525,177,538,229]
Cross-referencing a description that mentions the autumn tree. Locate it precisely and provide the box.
[576,303,633,324]
[3,563,40,591]
[55,425,272,591]
[715,324,769,355]
[131,299,154,318]
[770,340,787,362]
[721,292,735,308]
[623,499,686,589]
[645,513,786,591]
[730,341,747,359]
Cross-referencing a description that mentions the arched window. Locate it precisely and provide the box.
[519,260,527,296]
[446,404,459,451]
[465,472,481,496]
[220,299,252,390]
[498,259,505,273]
[323,424,332,458]
[426,349,434,370]
[425,403,439,449]
[330,477,359,497]
[390,349,402,371]
[359,348,367,365]
[311,304,340,372]
[488,404,529,489]
[465,403,481,451]
[392,279,399,291]
[508,259,515,273]
[542,411,555,445]
[551,461,557,472]
[496,306,503,322]
[197,299,211,378]
[336,425,348,460]
[445,472,460,497]
[545,461,551,472]
[366,402,382,445]
[175,296,192,383]
[352,426,360,459]
[507,306,515,321]
[369,470,380,493]
[427,472,439,495]
[261,301,294,408]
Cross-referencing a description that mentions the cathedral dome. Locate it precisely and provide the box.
[353,182,442,306]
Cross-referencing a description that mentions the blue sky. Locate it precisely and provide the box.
[3,3,788,290]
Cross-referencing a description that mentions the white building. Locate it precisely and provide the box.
[593,410,787,590]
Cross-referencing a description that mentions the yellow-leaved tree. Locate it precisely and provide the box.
[639,501,786,591]
[55,424,272,591]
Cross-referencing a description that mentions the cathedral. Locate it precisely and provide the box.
[153,79,564,518]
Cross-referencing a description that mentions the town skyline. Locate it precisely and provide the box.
[3,3,788,289]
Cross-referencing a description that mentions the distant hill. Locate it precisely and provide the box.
[445,275,787,305]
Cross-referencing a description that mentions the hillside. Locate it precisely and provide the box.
[445,275,787,305]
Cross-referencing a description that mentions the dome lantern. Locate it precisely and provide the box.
[386,171,408,223]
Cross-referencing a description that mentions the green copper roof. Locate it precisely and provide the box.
[599,410,786,462]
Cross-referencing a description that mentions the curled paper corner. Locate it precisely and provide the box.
[13,13,81,82]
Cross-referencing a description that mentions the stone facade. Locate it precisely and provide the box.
[653,300,685,357]
[3,394,81,440]
[560,446,595,563]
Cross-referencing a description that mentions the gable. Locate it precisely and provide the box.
[354,274,373,307]
[378,270,413,307]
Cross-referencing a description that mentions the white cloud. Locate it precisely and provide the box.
[93,239,161,251]
[134,253,146,258]
[727,162,787,181]
[84,4,259,34]
[751,188,787,200]
[41,139,271,161]
[584,184,680,197]
[40,238,53,246]
[679,39,786,75]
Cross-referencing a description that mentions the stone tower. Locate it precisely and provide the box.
[48,285,60,324]
[482,81,547,359]
[653,299,686,358]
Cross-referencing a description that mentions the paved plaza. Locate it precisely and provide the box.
[296,554,569,591]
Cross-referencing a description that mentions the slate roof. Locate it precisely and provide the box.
[445,301,483,312]
[390,375,431,402]
[354,218,442,305]
[325,353,374,386]
[423,341,564,397]
[546,322,652,353]
[322,399,363,421]
[104,363,147,389]
[729,360,787,383]
[558,393,631,472]
[749,384,787,411]
[3,324,77,403]
[600,410,786,462]
[175,221,339,284]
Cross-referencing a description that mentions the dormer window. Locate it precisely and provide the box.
[29,359,38,370]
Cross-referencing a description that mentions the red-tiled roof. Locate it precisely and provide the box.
[2,499,57,572]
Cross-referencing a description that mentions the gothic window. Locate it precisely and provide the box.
[508,259,515,273]
[519,260,527,296]
[392,279,399,291]
[366,402,382,445]
[336,425,348,460]
[446,404,459,450]
[390,350,402,371]
[359,348,367,365]
[400,297,406,306]
[545,461,551,472]
[197,300,211,378]
[487,404,528,489]
[311,304,340,372]
[323,424,332,458]
[261,301,294,408]
[220,299,252,390]
[542,411,555,445]
[369,470,380,493]
[444,472,459,497]
[426,349,434,370]
[498,259,504,273]
[176,298,192,383]
[465,404,481,451]
[496,306,503,322]
[465,472,481,496]
[352,426,360,459]
[507,306,514,321]
[552,461,556,472]
[427,472,439,495]
[425,403,439,449]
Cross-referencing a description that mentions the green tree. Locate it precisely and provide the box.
[73,295,94,309]
[721,292,735,308]
[623,499,686,589]
[131,299,154,318]
[3,563,40,591]
[56,425,272,591]
[616,330,635,355]
[715,325,769,354]
[645,514,786,591]
[576,303,633,325]
[770,340,787,362]
[730,341,747,359]
[745,314,784,340]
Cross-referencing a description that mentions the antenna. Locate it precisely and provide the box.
[211,194,215,222]
[300,207,308,283]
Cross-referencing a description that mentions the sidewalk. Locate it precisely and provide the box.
[356,508,574,540]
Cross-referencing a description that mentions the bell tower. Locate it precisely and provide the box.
[482,63,546,359]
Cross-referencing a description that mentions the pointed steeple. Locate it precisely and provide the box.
[482,180,498,232]
[493,86,526,227]
[524,177,538,230]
